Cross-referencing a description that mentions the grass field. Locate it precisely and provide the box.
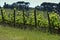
[0,25,59,40]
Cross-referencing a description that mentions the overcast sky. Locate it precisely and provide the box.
[0,0,60,7]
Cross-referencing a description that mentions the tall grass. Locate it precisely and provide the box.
[0,25,59,40]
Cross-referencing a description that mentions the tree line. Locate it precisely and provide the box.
[0,1,60,13]
[36,2,60,15]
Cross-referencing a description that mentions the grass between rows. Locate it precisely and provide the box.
[0,25,60,40]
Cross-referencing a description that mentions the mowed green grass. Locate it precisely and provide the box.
[0,25,60,40]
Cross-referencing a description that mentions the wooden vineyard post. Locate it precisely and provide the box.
[47,11,51,32]
[23,8,25,25]
[14,8,16,26]
[1,8,4,23]
[34,7,37,28]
